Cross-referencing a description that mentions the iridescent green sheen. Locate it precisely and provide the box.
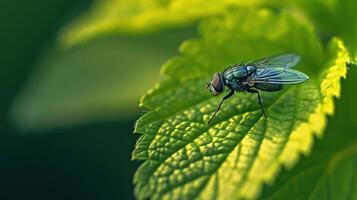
[222,65,257,91]
[223,65,256,82]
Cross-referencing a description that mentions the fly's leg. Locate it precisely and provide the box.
[206,90,234,124]
[247,89,267,118]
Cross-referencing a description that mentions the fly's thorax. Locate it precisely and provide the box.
[223,65,256,83]
[246,66,256,74]
[243,76,255,87]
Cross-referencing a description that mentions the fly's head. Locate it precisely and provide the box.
[206,73,225,96]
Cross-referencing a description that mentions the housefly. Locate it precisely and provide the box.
[205,53,309,124]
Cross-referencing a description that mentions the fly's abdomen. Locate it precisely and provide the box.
[254,83,283,91]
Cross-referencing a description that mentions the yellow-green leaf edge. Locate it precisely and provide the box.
[238,38,349,198]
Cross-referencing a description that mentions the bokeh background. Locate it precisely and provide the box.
[0,1,154,199]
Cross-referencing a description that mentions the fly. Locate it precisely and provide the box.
[205,53,309,124]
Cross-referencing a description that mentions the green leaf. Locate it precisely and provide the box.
[261,69,357,199]
[59,0,273,47]
[9,28,195,130]
[132,9,350,200]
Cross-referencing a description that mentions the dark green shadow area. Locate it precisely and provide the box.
[0,120,139,200]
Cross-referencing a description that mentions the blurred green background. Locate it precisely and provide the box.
[0,1,145,199]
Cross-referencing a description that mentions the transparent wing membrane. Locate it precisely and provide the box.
[248,53,301,68]
[251,67,309,84]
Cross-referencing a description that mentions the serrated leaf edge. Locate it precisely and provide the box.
[240,38,350,199]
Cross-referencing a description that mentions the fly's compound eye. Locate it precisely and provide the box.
[209,73,224,96]
[211,74,224,92]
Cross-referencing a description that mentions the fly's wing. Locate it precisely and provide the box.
[250,67,309,85]
[248,53,300,68]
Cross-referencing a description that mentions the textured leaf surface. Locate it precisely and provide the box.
[59,0,272,47]
[10,29,195,130]
[132,9,350,200]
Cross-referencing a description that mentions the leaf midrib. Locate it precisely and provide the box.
[159,112,265,197]
[154,88,294,197]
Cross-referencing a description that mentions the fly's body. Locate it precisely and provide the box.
[222,65,285,92]
[206,53,309,124]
